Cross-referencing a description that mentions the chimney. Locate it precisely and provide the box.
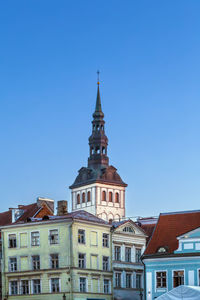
[37,197,54,214]
[57,200,68,216]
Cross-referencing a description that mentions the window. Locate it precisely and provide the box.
[31,231,40,246]
[114,246,121,261]
[80,277,86,292]
[8,234,17,248]
[136,274,142,289]
[115,272,121,288]
[102,191,106,201]
[9,257,17,272]
[109,191,113,202]
[135,248,141,263]
[87,191,91,202]
[156,271,167,288]
[21,280,29,295]
[103,256,109,271]
[32,279,41,294]
[173,270,184,287]
[102,233,109,247]
[50,254,59,269]
[10,281,18,295]
[82,192,85,203]
[125,247,131,262]
[32,255,40,270]
[115,192,119,203]
[157,246,168,253]
[126,273,132,288]
[104,279,110,294]
[78,253,86,268]
[49,229,59,244]
[51,278,60,293]
[123,226,134,233]
[77,194,80,204]
[78,229,85,244]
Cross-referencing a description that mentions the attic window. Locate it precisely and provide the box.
[123,227,134,233]
[157,246,168,253]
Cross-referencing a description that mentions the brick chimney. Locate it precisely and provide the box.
[57,200,68,216]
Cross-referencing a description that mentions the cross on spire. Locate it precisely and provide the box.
[97,70,100,85]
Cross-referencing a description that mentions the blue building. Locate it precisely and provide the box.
[142,210,200,300]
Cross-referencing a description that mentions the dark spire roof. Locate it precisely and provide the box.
[93,83,104,119]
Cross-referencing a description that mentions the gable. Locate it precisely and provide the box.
[114,220,146,237]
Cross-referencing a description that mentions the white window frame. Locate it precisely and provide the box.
[79,277,87,292]
[9,256,17,272]
[49,277,61,293]
[20,279,30,295]
[9,280,18,295]
[50,253,59,269]
[8,233,17,249]
[30,231,40,247]
[32,278,42,294]
[103,278,110,294]
[48,228,59,245]
[172,269,185,288]
[155,270,167,290]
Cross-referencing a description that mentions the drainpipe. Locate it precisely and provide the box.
[110,225,114,300]
[141,258,146,300]
[1,231,8,299]
[69,221,74,300]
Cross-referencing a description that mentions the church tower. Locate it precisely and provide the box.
[69,76,127,221]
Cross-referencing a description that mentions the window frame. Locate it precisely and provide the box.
[32,279,41,294]
[79,277,87,292]
[173,270,185,288]
[156,271,167,289]
[78,253,86,269]
[104,279,110,294]
[115,272,121,288]
[50,278,60,293]
[102,233,109,248]
[9,280,18,295]
[9,257,17,272]
[32,255,40,270]
[125,246,131,262]
[20,280,29,295]
[49,229,59,245]
[78,229,85,244]
[102,256,109,271]
[8,234,17,249]
[31,231,40,247]
[135,248,142,263]
[126,273,132,288]
[50,253,59,269]
[114,245,121,261]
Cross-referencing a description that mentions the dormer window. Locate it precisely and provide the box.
[123,227,134,233]
[157,246,168,253]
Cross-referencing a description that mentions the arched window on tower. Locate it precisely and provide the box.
[96,146,100,154]
[82,192,85,203]
[102,191,106,201]
[101,125,104,131]
[91,147,94,155]
[87,191,91,202]
[109,192,113,202]
[102,147,106,155]
[96,125,100,131]
[77,194,80,205]
[115,192,119,203]
[93,124,95,131]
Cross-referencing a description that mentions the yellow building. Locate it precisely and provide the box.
[1,203,113,300]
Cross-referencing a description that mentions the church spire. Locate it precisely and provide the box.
[88,72,109,169]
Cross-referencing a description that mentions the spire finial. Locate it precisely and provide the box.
[97,70,100,85]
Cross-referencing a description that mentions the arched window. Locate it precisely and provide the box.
[102,147,106,154]
[77,194,80,205]
[102,191,106,201]
[96,146,100,154]
[115,214,120,222]
[87,191,91,202]
[115,192,119,203]
[91,147,94,155]
[109,191,113,202]
[101,125,104,131]
[96,125,100,131]
[82,192,85,203]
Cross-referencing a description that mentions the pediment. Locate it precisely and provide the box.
[114,220,146,237]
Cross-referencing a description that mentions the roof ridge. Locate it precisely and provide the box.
[161,209,200,216]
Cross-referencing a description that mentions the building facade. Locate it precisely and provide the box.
[112,220,146,300]
[142,210,200,300]
[70,82,127,222]
[1,207,113,300]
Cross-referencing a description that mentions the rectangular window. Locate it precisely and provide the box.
[102,233,109,247]
[32,279,41,294]
[135,248,141,263]
[9,257,17,272]
[51,278,60,293]
[8,234,17,248]
[31,232,40,246]
[114,246,121,261]
[126,273,132,288]
[78,253,86,268]
[50,254,59,269]
[173,270,184,287]
[78,229,85,244]
[49,230,59,244]
[125,247,131,262]
[21,280,29,295]
[103,256,109,271]
[20,233,27,248]
[104,279,110,294]
[32,255,40,270]
[10,281,18,295]
[80,277,86,292]
[136,274,142,289]
[115,272,121,288]
[156,271,167,288]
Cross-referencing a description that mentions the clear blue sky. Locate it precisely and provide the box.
[0,0,200,217]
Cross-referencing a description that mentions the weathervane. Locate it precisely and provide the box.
[97,70,100,85]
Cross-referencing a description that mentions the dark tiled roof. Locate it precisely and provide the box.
[140,223,156,243]
[0,210,12,226]
[144,210,200,256]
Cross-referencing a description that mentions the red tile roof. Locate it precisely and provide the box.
[144,210,200,256]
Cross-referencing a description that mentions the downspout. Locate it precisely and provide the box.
[141,258,146,300]
[69,221,74,300]
[1,231,7,299]
[110,226,114,300]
